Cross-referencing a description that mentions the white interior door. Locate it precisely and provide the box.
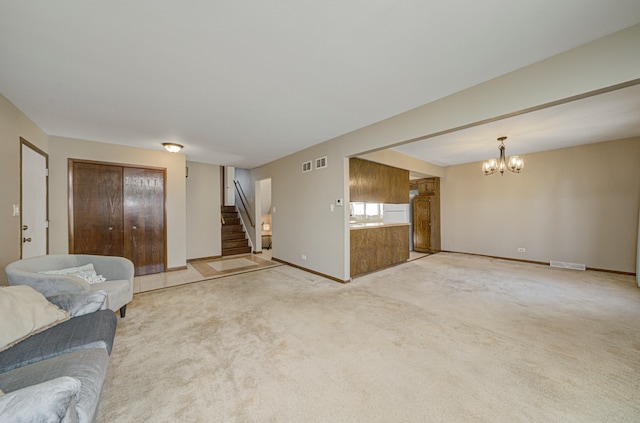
[21,141,48,258]
[225,166,235,206]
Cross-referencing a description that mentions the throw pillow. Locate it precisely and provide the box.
[0,376,80,423]
[0,285,70,352]
[47,290,108,317]
[40,263,107,284]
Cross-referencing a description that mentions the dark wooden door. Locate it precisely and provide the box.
[123,167,165,276]
[70,161,165,276]
[71,162,124,256]
[413,195,431,252]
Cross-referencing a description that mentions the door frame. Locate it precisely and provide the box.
[68,159,168,272]
[20,138,49,258]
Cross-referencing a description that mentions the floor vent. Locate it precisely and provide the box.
[550,261,586,271]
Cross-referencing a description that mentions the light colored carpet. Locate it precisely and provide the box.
[98,253,640,422]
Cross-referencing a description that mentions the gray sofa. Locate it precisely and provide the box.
[5,254,134,317]
[0,291,117,422]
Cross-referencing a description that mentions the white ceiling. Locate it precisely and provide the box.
[1,1,639,168]
[392,83,640,167]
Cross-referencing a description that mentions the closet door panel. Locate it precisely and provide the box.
[123,167,165,276]
[71,162,124,256]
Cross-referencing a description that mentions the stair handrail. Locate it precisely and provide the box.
[233,179,255,228]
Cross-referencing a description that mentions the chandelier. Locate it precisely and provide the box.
[482,136,524,176]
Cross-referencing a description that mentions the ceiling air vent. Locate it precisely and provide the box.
[302,161,312,173]
[315,156,328,169]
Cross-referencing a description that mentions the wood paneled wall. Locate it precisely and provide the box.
[350,225,410,277]
[349,158,409,203]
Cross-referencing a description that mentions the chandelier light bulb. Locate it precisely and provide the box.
[507,155,525,173]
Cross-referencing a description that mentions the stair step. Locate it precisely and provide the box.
[222,246,252,256]
[222,239,250,249]
[222,232,246,241]
[222,225,244,233]
[220,206,250,256]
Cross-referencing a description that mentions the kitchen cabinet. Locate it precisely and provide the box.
[410,177,439,195]
[349,158,409,203]
[412,178,440,253]
[350,224,410,277]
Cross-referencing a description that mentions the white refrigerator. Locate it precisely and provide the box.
[382,204,410,223]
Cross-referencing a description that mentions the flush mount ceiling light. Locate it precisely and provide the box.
[162,143,183,153]
[481,136,525,176]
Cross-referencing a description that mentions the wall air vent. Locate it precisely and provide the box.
[302,161,312,173]
[550,261,586,271]
[315,156,328,169]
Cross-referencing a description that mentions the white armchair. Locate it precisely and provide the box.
[5,254,134,317]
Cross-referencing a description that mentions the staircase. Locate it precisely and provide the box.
[221,206,252,256]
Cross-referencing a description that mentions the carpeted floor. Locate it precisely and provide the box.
[97,252,640,422]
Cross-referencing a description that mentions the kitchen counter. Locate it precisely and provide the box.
[350,223,410,277]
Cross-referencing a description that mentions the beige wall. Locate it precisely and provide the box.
[441,138,640,273]
[253,147,350,280]
[48,136,187,269]
[357,149,444,178]
[186,161,222,259]
[252,24,640,280]
[0,94,48,285]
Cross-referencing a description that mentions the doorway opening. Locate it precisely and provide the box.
[257,178,272,257]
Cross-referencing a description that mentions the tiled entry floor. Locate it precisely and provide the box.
[133,253,281,293]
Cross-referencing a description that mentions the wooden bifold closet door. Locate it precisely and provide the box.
[70,160,166,276]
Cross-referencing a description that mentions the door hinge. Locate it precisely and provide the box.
[45,220,49,228]
[45,168,49,177]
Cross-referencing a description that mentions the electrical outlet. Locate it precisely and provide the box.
[518,248,526,253]
[301,254,307,260]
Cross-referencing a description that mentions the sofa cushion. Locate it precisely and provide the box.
[0,376,80,423]
[0,285,69,352]
[0,348,109,423]
[0,309,117,374]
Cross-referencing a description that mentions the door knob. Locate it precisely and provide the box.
[23,237,32,243]
[22,225,29,230]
